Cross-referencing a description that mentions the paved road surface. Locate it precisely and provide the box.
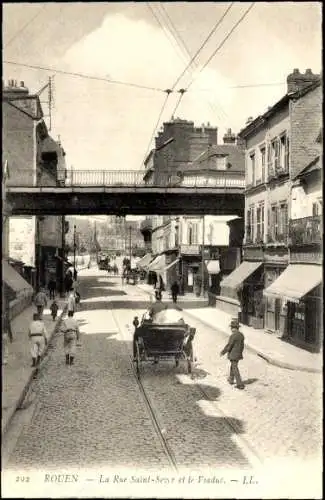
[3,270,322,498]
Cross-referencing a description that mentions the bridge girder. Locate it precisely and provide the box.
[6,189,244,217]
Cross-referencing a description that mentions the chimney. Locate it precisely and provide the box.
[3,78,29,96]
[223,128,236,144]
[246,116,254,126]
[287,68,320,94]
[201,123,205,134]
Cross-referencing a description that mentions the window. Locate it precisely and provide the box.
[272,138,280,172]
[188,223,198,244]
[270,205,278,241]
[256,204,265,242]
[246,208,252,242]
[260,146,266,183]
[267,142,273,178]
[278,203,288,241]
[249,152,256,185]
[312,200,322,216]
[216,156,226,170]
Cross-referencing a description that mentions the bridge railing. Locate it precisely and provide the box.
[6,169,245,189]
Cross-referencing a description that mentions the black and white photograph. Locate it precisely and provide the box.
[2,2,322,498]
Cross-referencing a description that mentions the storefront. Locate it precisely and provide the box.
[263,264,322,351]
[263,265,287,335]
[218,260,263,322]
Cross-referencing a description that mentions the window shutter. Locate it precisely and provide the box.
[267,143,273,178]
[285,136,290,171]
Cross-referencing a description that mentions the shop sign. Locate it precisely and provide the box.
[180,245,200,255]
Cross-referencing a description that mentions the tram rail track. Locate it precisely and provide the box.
[111,287,264,470]
[111,305,179,473]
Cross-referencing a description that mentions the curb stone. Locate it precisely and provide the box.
[1,304,67,438]
[136,284,321,374]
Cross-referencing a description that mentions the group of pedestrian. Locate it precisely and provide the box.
[28,277,81,368]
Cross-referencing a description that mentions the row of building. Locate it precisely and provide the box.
[139,69,322,353]
[3,79,71,309]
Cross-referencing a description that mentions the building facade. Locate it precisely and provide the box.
[3,79,68,293]
[220,69,322,351]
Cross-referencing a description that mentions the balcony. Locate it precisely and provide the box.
[289,216,322,247]
[266,231,288,245]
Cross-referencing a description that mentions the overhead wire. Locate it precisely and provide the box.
[3,60,166,93]
[187,2,255,92]
[157,2,230,120]
[171,2,255,118]
[4,4,48,48]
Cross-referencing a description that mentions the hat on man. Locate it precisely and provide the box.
[230,317,239,329]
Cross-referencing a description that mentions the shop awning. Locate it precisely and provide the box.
[220,261,263,291]
[162,258,180,272]
[263,264,322,303]
[136,253,153,269]
[147,254,166,272]
[205,260,220,274]
[2,260,33,293]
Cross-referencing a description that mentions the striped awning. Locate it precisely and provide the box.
[221,261,263,291]
[147,254,166,272]
[136,253,153,269]
[263,264,322,303]
[2,260,33,293]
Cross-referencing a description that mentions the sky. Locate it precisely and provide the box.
[3,2,322,175]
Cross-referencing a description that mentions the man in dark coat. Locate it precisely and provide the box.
[171,280,180,303]
[220,317,245,389]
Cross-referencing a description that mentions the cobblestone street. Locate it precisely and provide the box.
[3,270,322,498]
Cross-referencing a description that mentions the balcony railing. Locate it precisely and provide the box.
[289,216,322,246]
[267,231,288,244]
[6,169,245,189]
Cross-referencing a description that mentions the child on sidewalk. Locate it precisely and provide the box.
[50,300,59,321]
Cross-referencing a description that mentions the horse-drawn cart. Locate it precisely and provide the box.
[133,316,196,377]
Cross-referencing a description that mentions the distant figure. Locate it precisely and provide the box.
[171,280,180,304]
[61,310,80,366]
[220,318,245,390]
[50,300,59,321]
[28,313,48,367]
[67,288,76,314]
[34,289,47,319]
[48,278,56,299]
[64,273,73,295]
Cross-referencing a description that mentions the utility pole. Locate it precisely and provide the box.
[129,225,132,267]
[73,224,76,272]
[60,215,65,297]
[201,215,205,297]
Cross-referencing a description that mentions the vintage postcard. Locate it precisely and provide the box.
[2,2,322,498]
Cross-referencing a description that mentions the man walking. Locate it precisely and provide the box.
[34,288,47,319]
[28,313,48,367]
[220,318,245,390]
[171,280,180,303]
[61,310,80,365]
[48,277,56,299]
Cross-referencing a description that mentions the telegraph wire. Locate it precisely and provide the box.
[170,2,235,91]
[4,5,48,48]
[146,2,188,66]
[158,2,229,121]
[3,60,167,93]
[171,2,255,118]
[187,3,255,92]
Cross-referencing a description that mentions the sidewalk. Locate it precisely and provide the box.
[137,283,322,374]
[2,297,66,437]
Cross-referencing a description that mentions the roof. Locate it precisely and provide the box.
[294,156,321,180]
[239,79,322,139]
[189,144,245,173]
